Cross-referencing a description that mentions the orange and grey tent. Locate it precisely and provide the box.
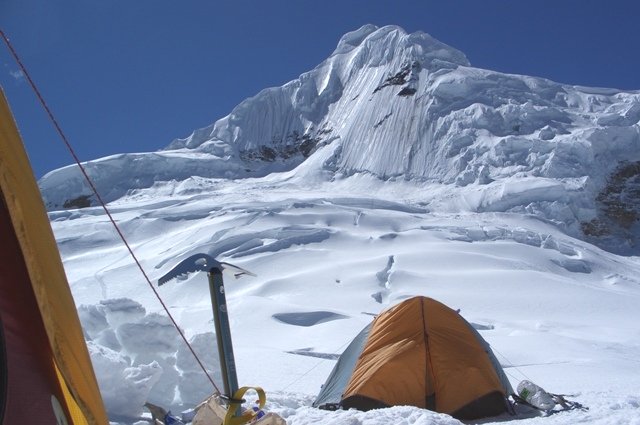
[313,296,513,420]
[0,89,108,424]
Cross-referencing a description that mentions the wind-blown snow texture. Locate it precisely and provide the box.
[40,25,640,424]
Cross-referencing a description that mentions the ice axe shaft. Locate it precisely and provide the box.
[208,266,240,412]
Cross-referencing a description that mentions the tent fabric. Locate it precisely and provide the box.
[313,323,372,409]
[0,201,71,424]
[463,319,514,401]
[0,89,107,424]
[314,296,513,420]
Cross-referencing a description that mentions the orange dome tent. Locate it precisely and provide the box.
[313,296,513,420]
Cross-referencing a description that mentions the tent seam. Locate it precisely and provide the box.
[421,298,436,410]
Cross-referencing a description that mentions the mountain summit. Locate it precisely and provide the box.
[166,24,470,174]
[40,25,640,253]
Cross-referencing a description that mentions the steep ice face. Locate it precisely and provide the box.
[167,25,470,155]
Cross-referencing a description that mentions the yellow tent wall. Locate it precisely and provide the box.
[0,89,107,424]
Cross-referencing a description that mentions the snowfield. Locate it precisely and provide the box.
[52,177,640,425]
[40,25,640,425]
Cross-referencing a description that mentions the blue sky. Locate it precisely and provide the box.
[1,0,639,177]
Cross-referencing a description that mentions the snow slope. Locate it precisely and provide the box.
[40,25,640,424]
[53,182,640,425]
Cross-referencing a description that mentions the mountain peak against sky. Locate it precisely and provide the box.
[40,25,640,253]
[332,24,381,54]
[167,24,470,152]
[330,24,469,66]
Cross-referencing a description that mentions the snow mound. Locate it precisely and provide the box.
[81,298,224,417]
[89,341,162,419]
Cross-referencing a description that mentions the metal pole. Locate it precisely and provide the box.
[207,267,241,416]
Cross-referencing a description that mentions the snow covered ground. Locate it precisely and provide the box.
[50,174,640,425]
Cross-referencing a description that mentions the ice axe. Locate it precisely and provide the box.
[158,254,256,418]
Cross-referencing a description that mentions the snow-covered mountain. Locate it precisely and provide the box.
[40,25,640,254]
[39,25,640,424]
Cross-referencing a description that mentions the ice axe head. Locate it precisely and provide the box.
[158,253,256,286]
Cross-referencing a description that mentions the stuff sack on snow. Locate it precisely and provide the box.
[517,380,556,411]
[192,392,286,425]
[513,380,588,415]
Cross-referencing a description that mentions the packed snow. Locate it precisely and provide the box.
[40,25,640,425]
